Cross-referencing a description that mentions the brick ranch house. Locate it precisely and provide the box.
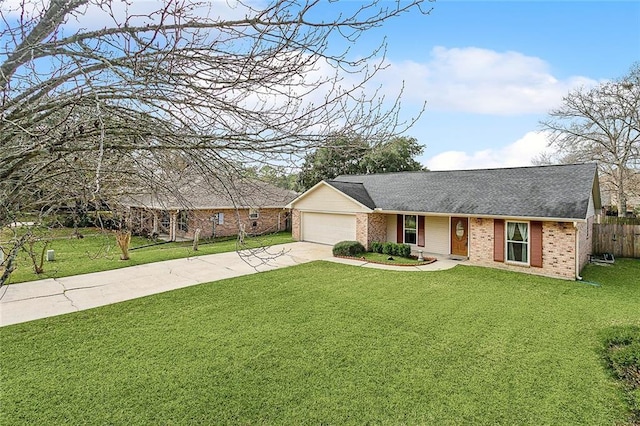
[288,163,601,280]
[121,179,297,241]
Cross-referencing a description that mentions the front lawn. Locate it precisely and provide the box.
[1,259,639,424]
[1,227,293,284]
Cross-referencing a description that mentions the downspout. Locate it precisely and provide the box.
[574,221,582,281]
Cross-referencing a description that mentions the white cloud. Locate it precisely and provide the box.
[377,46,597,115]
[425,131,552,171]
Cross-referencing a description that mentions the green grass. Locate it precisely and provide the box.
[600,325,640,423]
[1,227,293,284]
[1,259,639,424]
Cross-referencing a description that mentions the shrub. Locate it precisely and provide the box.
[397,243,412,258]
[382,242,395,255]
[370,241,383,254]
[377,242,412,257]
[332,241,365,257]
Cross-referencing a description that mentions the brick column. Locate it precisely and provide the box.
[292,209,301,240]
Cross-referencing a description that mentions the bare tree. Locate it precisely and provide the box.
[539,63,640,216]
[0,0,430,285]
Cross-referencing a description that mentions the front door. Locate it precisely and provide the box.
[450,217,469,257]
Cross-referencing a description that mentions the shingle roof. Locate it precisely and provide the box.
[122,178,298,210]
[327,163,599,220]
[324,181,376,209]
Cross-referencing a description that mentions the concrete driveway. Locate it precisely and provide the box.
[0,242,459,327]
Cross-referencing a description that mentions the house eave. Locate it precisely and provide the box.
[373,209,588,223]
[287,181,374,212]
[121,203,290,211]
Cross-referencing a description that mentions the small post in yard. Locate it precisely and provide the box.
[418,250,424,261]
[192,228,201,251]
[46,249,55,261]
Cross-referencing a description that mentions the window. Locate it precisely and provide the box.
[160,211,170,230]
[178,210,189,232]
[249,208,259,219]
[404,215,417,244]
[506,221,528,263]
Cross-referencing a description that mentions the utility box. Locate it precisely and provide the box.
[46,250,55,262]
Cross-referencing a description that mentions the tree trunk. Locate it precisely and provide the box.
[618,167,627,217]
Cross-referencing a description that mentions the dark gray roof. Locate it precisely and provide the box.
[329,163,599,220]
[324,181,376,209]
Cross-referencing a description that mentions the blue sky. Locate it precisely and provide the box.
[3,0,638,172]
[347,0,640,170]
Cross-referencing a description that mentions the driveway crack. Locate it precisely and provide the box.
[55,278,80,311]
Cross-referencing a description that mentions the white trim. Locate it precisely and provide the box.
[448,216,452,254]
[403,214,417,245]
[505,220,530,266]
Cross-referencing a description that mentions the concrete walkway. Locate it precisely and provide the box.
[0,242,459,327]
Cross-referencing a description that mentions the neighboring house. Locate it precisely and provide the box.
[288,163,601,280]
[121,178,298,241]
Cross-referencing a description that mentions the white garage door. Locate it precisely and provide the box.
[302,212,356,245]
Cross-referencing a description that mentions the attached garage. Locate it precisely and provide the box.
[288,181,373,246]
[301,212,356,245]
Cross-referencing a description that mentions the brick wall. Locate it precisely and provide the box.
[469,217,577,280]
[355,213,387,250]
[577,216,594,274]
[291,209,301,240]
[355,213,367,247]
[542,221,577,279]
[469,217,493,264]
[174,208,288,239]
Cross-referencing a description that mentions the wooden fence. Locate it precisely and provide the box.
[593,223,640,258]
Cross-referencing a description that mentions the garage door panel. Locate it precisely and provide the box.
[302,212,356,245]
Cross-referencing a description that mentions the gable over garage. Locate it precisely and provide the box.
[288,181,372,245]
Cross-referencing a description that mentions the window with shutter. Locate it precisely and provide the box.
[530,221,543,268]
[418,216,425,247]
[506,221,529,264]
